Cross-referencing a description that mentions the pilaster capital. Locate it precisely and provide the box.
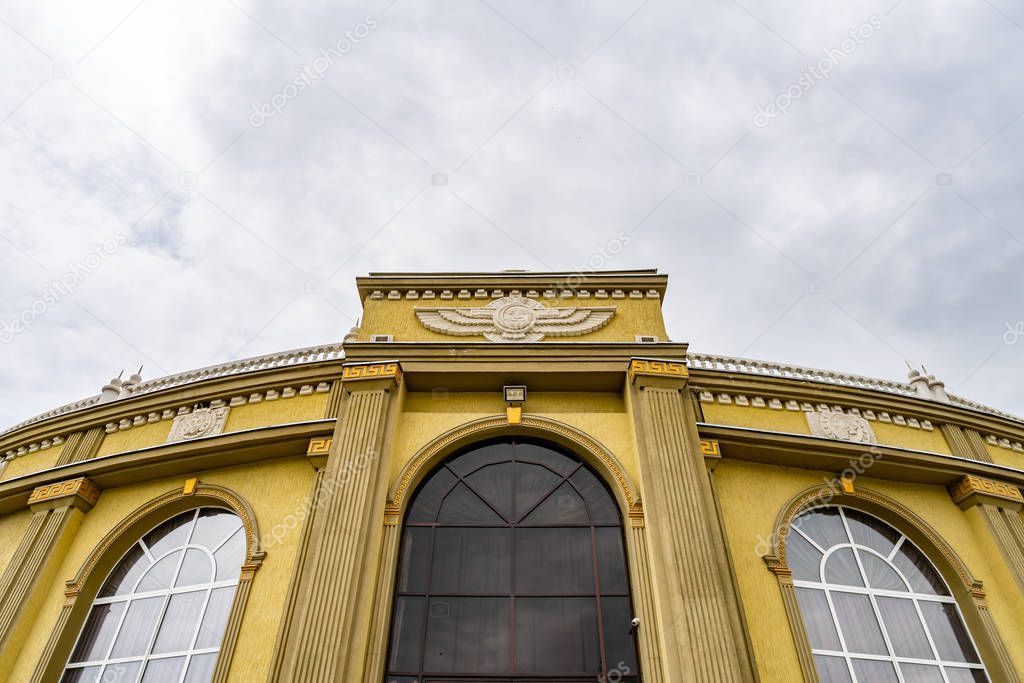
[27,477,101,512]
[306,437,333,470]
[627,357,688,389]
[949,475,1023,511]
[340,360,402,391]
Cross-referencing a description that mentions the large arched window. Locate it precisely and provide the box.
[386,439,639,682]
[61,507,246,683]
[788,506,988,683]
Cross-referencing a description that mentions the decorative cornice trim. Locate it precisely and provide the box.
[27,477,100,511]
[949,475,1024,509]
[628,357,688,384]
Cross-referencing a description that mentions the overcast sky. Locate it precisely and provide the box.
[1,0,1022,428]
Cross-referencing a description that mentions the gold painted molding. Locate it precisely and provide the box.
[949,475,1024,510]
[628,357,688,383]
[341,361,401,383]
[27,477,100,511]
[385,414,642,520]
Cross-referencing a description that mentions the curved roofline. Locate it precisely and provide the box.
[1,345,1020,440]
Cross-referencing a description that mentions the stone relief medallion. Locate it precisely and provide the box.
[415,296,616,342]
[167,406,230,443]
[806,410,877,444]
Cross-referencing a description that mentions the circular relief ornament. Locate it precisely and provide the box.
[179,410,216,439]
[817,411,876,444]
[490,297,542,341]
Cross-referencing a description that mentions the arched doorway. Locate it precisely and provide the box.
[385,438,639,682]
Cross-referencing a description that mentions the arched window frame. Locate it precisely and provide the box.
[764,485,1021,683]
[30,484,264,683]
[356,415,668,683]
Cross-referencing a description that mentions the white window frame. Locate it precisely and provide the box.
[791,506,989,683]
[62,508,244,683]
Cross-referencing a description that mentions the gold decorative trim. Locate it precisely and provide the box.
[949,475,1024,507]
[387,414,641,519]
[28,477,100,509]
[699,439,720,456]
[628,357,687,383]
[307,438,332,455]
[341,361,401,383]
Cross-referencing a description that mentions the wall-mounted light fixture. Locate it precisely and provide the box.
[504,385,527,424]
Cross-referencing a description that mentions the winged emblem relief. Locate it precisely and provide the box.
[414,296,616,342]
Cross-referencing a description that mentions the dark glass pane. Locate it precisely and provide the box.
[813,655,853,683]
[109,596,163,658]
[195,586,236,649]
[388,597,426,673]
[136,551,182,592]
[431,528,511,593]
[191,509,242,552]
[787,531,823,582]
[99,544,150,598]
[595,527,628,593]
[859,551,907,592]
[569,469,619,524]
[876,596,933,659]
[920,602,980,663]
[140,656,186,682]
[465,463,514,521]
[899,663,946,683]
[152,590,206,653]
[213,528,245,581]
[794,588,841,650]
[844,509,900,557]
[521,483,588,525]
[183,653,218,683]
[601,596,639,673]
[437,483,504,524]
[144,511,194,558]
[516,528,594,594]
[515,597,599,674]
[513,462,562,520]
[423,597,509,673]
[447,443,512,477]
[943,668,988,683]
[794,508,849,551]
[69,602,126,663]
[851,658,899,682]
[893,543,948,595]
[60,666,101,683]
[175,548,214,587]
[397,527,432,593]
[408,468,458,523]
[831,591,887,655]
[823,548,864,587]
[515,442,576,475]
[99,661,142,682]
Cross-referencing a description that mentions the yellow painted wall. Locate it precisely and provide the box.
[95,421,172,457]
[0,508,32,578]
[986,443,1024,470]
[700,402,953,454]
[222,394,327,433]
[391,391,639,499]
[714,459,1024,680]
[5,456,316,683]
[359,295,668,343]
[0,443,64,482]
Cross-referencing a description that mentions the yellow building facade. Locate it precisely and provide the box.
[0,269,1023,683]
